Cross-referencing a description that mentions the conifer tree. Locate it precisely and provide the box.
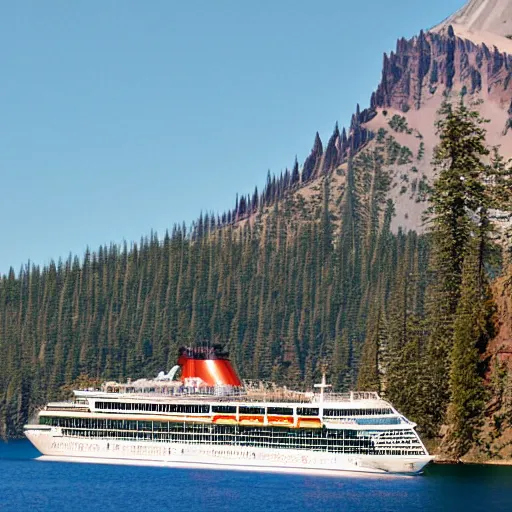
[446,244,494,457]
[422,100,490,436]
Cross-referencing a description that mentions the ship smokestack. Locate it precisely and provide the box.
[177,345,242,387]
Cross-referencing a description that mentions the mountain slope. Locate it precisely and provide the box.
[434,0,512,48]
[254,21,512,235]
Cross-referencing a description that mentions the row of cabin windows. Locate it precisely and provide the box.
[61,429,425,457]
[49,418,424,456]
[94,401,392,418]
[60,428,426,456]
[42,417,418,440]
[95,402,210,414]
[323,408,392,417]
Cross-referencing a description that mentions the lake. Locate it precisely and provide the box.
[1,440,512,511]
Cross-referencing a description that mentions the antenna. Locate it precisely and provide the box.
[314,367,331,404]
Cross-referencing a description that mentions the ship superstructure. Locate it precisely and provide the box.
[24,345,432,475]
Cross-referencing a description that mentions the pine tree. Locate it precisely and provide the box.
[422,99,490,436]
[446,244,494,457]
[356,305,381,392]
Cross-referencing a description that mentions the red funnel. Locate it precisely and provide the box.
[177,346,242,387]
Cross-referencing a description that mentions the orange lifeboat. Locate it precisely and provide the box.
[297,417,322,429]
[239,415,265,426]
[212,415,238,425]
[267,415,294,427]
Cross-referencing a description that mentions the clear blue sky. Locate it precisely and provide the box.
[0,0,465,275]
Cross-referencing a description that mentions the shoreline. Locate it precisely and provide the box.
[433,456,512,466]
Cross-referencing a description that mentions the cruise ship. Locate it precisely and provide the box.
[24,345,433,475]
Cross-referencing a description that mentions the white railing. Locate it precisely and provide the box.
[312,391,381,403]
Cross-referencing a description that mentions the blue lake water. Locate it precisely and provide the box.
[2,440,512,512]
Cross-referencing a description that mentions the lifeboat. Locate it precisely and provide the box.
[239,415,265,426]
[297,417,322,429]
[267,415,294,427]
[212,415,238,425]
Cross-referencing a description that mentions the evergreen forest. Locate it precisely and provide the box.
[1,102,511,459]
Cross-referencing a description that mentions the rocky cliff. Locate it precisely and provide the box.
[285,8,512,235]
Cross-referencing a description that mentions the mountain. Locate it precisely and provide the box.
[0,0,511,462]
[261,1,512,235]
[434,0,512,43]
[228,1,512,242]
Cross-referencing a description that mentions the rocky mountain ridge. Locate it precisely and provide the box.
[270,11,512,236]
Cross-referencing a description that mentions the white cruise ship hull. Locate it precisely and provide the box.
[25,426,433,475]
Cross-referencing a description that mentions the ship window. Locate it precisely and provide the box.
[166,403,210,414]
[297,408,319,416]
[239,406,265,415]
[323,408,393,417]
[356,417,400,425]
[212,405,236,414]
[267,407,294,416]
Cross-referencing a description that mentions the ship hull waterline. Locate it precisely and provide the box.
[25,426,433,476]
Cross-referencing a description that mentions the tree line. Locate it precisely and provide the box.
[0,137,427,438]
[1,100,511,460]
[357,100,512,457]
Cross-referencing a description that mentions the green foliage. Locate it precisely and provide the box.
[398,147,414,165]
[383,135,413,166]
[416,176,431,202]
[419,100,511,446]
[417,142,425,161]
[388,115,412,134]
[386,137,402,165]
[446,247,494,456]
[357,307,383,392]
[0,159,422,438]
[376,128,387,142]
[0,97,510,456]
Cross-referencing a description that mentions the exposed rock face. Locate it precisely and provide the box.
[296,21,511,230]
[297,4,512,188]
[374,28,512,118]
[282,1,512,234]
[301,132,323,182]
[260,0,512,464]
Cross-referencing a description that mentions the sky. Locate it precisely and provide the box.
[0,0,467,275]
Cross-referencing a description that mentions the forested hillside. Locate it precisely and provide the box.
[2,98,512,466]
[0,153,430,438]
[2,10,512,462]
